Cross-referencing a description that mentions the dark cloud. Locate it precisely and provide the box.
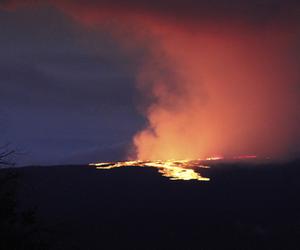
[0,0,299,164]
[0,6,144,165]
[0,6,139,108]
[2,0,300,27]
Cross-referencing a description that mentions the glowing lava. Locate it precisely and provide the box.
[90,160,210,181]
[89,156,259,181]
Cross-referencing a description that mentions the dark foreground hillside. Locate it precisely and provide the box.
[1,160,300,250]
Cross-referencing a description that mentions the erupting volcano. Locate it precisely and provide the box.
[3,0,299,166]
[0,1,299,249]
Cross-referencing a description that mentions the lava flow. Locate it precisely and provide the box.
[89,160,210,181]
[89,155,259,181]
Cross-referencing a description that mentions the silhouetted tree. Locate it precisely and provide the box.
[0,146,52,249]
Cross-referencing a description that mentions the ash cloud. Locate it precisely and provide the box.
[2,0,300,160]
[2,0,300,24]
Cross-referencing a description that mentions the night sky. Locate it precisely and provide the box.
[0,6,146,165]
[1,3,300,250]
[1,0,299,165]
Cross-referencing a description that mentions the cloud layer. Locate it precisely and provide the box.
[2,0,300,160]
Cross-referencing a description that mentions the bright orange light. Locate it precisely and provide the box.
[4,0,299,165]
[205,156,224,161]
[90,155,262,181]
[90,160,210,181]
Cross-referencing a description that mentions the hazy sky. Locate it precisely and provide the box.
[1,1,299,165]
[0,6,145,165]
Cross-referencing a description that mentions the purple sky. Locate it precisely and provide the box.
[0,1,299,164]
[0,7,145,165]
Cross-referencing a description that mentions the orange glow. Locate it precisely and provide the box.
[89,155,260,181]
[205,156,224,161]
[133,23,299,161]
[55,4,300,161]
[5,1,299,161]
[233,155,257,160]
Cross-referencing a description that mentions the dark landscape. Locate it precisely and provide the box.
[1,160,300,249]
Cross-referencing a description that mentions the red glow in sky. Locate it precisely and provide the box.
[3,0,300,160]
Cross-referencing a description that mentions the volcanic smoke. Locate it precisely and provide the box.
[3,1,300,161]
[133,25,300,160]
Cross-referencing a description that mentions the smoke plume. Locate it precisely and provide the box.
[2,0,300,160]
